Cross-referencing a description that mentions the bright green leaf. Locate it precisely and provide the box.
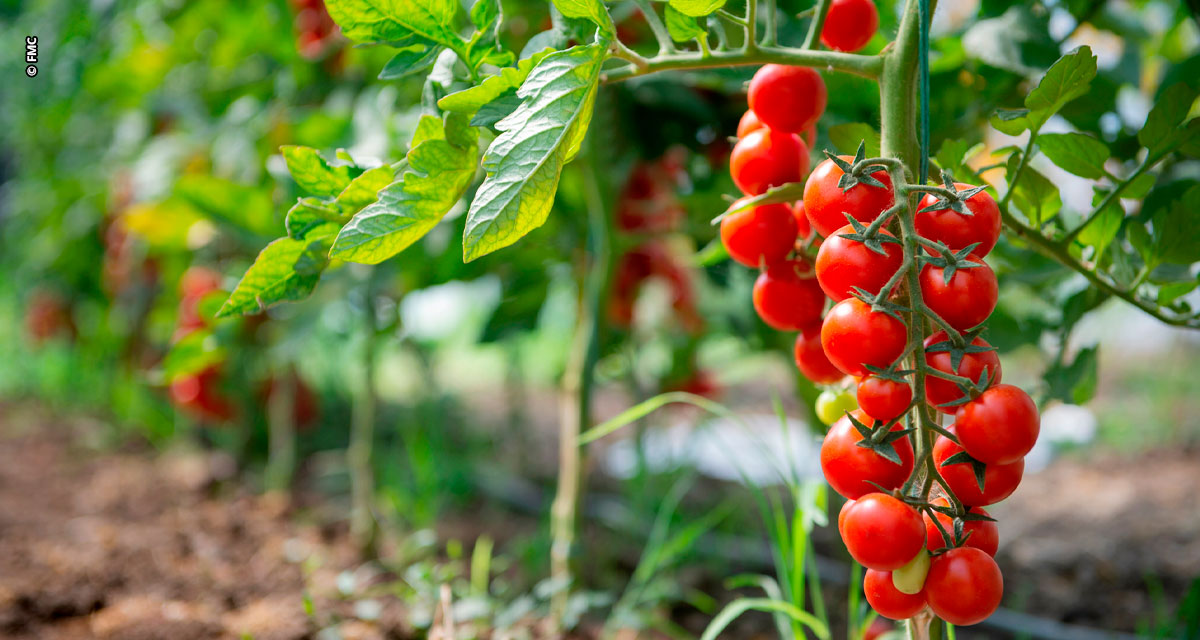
[379,46,444,79]
[335,164,397,213]
[1149,183,1200,265]
[462,44,605,262]
[281,146,354,197]
[1158,279,1199,306]
[1006,153,1061,226]
[1075,197,1122,257]
[669,0,726,18]
[1124,172,1157,200]
[330,114,479,264]
[664,5,706,42]
[438,48,555,117]
[1037,132,1110,179]
[325,0,463,48]
[217,225,338,317]
[470,0,499,30]
[934,138,985,182]
[989,46,1097,135]
[551,0,615,39]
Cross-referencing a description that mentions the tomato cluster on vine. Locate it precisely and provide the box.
[722,54,1040,625]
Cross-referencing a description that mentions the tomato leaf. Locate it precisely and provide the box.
[1005,153,1061,226]
[550,0,615,40]
[330,113,479,264]
[217,225,339,317]
[1043,344,1099,405]
[379,45,444,79]
[280,146,356,197]
[462,44,605,262]
[1139,83,1200,158]
[325,0,464,49]
[1147,183,1200,266]
[664,5,706,42]
[439,48,555,118]
[1037,132,1110,179]
[990,46,1097,136]
[1075,196,1122,258]
[669,0,726,18]
[828,123,881,158]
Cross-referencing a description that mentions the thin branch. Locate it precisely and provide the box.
[632,0,676,55]
[1061,152,1155,244]
[601,47,884,83]
[746,0,759,49]
[762,0,779,46]
[610,40,650,69]
[998,130,1038,211]
[803,0,834,49]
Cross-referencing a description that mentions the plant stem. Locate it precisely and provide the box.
[602,46,883,83]
[549,128,616,627]
[349,269,379,556]
[265,368,296,493]
[632,0,676,55]
[762,0,779,46]
[803,0,834,49]
[999,131,1038,212]
[746,0,759,49]
[1060,152,1155,244]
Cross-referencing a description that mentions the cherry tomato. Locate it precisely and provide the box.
[794,325,847,385]
[924,331,1001,414]
[864,569,926,620]
[862,618,893,640]
[730,128,811,196]
[816,389,858,425]
[919,258,998,332]
[840,493,926,570]
[820,297,907,377]
[803,156,895,238]
[752,259,826,331]
[857,376,912,422]
[838,498,855,538]
[923,497,999,557]
[955,384,1039,465]
[820,410,914,499]
[815,224,903,301]
[747,64,827,134]
[791,202,814,243]
[737,109,763,138]
[820,0,879,52]
[720,198,798,268]
[933,429,1024,507]
[916,183,1002,258]
[924,547,1004,625]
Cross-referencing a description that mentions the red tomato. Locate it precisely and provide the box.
[820,0,879,52]
[862,618,893,640]
[170,366,237,423]
[791,201,814,243]
[720,198,798,267]
[838,498,855,537]
[864,569,926,620]
[955,384,1039,465]
[737,109,763,138]
[924,332,1001,413]
[794,325,846,385]
[730,128,810,196]
[820,410,914,500]
[815,224,903,301]
[923,497,999,557]
[924,547,1004,625]
[752,259,826,331]
[933,429,1024,507]
[916,183,1002,258]
[919,259,998,332]
[747,64,827,134]
[840,493,926,570]
[803,156,894,238]
[856,376,912,422]
[820,297,907,377]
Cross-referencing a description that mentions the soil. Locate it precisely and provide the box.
[0,404,1196,639]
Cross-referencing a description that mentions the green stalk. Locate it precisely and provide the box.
[601,46,883,83]
[549,130,616,627]
[349,269,379,555]
[265,368,296,493]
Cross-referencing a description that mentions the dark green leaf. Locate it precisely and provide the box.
[439,48,555,118]
[379,46,443,79]
[325,0,464,49]
[664,5,706,42]
[1038,132,1110,179]
[1006,154,1061,226]
[989,46,1097,135]
[1043,345,1099,405]
[1139,83,1200,158]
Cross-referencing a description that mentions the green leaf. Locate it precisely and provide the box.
[471,90,523,127]
[286,198,340,240]
[281,146,355,197]
[669,0,726,18]
[961,6,1058,75]
[664,5,705,42]
[1037,132,1110,179]
[330,114,479,264]
[325,0,464,48]
[1075,198,1122,257]
[1006,154,1061,226]
[470,0,499,30]
[1158,279,1199,306]
[335,164,397,213]
[989,46,1097,135]
[1043,345,1099,405]
[701,598,829,640]
[438,48,555,118]
[550,0,615,39]
[1124,172,1157,200]
[379,46,444,79]
[827,123,881,158]
[933,139,985,183]
[1149,183,1200,265]
[1139,83,1200,158]
[217,225,338,317]
[462,44,605,262]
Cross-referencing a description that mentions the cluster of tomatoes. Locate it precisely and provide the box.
[722,35,1038,627]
